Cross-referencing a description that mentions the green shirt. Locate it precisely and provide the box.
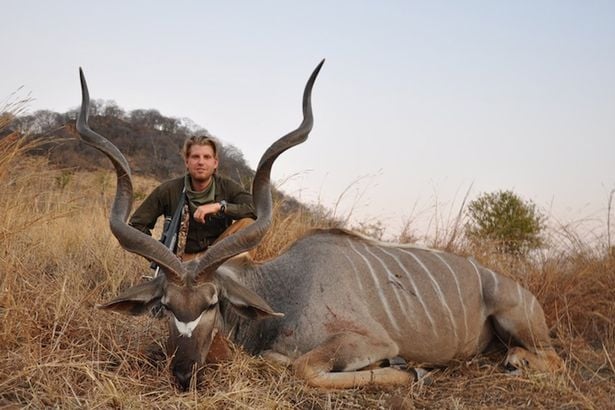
[129,174,255,254]
[185,173,216,215]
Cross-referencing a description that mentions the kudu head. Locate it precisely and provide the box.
[75,61,324,390]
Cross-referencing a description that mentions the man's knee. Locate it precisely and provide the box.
[216,218,255,242]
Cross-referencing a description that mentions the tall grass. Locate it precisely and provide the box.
[1,120,614,408]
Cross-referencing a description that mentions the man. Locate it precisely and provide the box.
[129,134,255,260]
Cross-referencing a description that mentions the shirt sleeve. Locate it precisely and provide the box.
[219,177,256,220]
[128,185,166,235]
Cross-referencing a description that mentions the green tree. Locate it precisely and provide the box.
[465,190,546,256]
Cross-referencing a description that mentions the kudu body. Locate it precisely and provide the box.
[76,62,562,390]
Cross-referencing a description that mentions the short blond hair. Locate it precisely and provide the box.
[182,134,219,159]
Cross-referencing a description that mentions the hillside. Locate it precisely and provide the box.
[1,105,614,408]
[1,102,313,219]
[3,102,252,181]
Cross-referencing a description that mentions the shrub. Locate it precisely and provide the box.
[465,190,546,256]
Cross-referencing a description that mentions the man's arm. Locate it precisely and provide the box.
[217,177,256,220]
[129,186,166,235]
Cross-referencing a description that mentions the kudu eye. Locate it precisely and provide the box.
[203,300,219,312]
[202,288,219,312]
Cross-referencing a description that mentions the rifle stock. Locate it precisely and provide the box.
[150,188,186,275]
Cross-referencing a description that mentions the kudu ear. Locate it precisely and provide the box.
[97,275,164,316]
[217,275,284,320]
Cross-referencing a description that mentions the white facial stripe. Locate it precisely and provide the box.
[172,312,205,338]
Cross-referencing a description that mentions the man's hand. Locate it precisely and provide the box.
[193,203,222,223]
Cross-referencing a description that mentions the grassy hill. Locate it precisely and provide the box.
[1,115,614,408]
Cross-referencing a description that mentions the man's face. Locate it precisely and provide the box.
[185,144,218,184]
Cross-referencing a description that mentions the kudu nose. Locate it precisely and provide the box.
[174,367,194,391]
[503,361,520,374]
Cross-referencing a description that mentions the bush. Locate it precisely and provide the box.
[465,190,546,256]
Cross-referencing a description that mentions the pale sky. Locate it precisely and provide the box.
[3,1,614,240]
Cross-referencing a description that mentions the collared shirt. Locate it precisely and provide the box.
[184,173,216,215]
[129,174,255,254]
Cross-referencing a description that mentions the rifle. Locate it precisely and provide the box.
[150,188,186,277]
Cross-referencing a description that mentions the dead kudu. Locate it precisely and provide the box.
[75,61,562,390]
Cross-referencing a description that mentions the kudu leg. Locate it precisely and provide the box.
[504,346,563,373]
[491,296,563,372]
[292,331,414,388]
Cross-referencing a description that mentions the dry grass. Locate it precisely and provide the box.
[1,133,614,409]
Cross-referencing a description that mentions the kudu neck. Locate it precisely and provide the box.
[218,257,280,354]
